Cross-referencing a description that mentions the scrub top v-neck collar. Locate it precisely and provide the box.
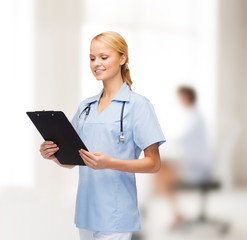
[84,81,131,119]
[83,81,131,106]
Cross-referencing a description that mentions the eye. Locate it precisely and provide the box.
[101,56,108,60]
[90,58,95,61]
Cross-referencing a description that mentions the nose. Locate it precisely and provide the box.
[93,57,101,67]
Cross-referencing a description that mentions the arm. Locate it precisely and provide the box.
[79,142,161,173]
[110,143,161,173]
[52,158,76,169]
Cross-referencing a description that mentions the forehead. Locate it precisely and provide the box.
[90,39,116,55]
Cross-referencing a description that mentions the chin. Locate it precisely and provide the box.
[95,76,105,81]
[94,74,110,81]
[93,71,118,82]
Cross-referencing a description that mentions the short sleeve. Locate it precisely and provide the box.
[132,98,166,151]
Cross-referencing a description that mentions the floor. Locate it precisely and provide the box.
[0,187,247,240]
[137,190,247,240]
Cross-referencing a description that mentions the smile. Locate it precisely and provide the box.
[95,69,106,73]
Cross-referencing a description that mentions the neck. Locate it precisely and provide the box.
[101,74,124,100]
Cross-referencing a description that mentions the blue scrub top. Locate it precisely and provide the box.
[70,81,166,232]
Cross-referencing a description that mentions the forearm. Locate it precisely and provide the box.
[109,156,160,173]
[53,158,76,169]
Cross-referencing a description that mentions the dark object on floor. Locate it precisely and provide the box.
[174,180,230,235]
[131,231,143,240]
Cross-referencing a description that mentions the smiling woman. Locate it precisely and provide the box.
[39,31,166,240]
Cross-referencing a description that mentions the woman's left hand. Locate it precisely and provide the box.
[78,149,112,170]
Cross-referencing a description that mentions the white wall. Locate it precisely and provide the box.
[217,0,247,186]
[0,0,34,187]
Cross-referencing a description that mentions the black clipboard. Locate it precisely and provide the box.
[26,111,86,165]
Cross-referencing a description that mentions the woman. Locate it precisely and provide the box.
[40,31,166,240]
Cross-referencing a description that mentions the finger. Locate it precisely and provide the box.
[84,159,96,169]
[91,152,101,156]
[41,146,58,156]
[79,153,93,167]
[83,158,96,169]
[44,151,57,159]
[79,149,97,160]
[79,152,98,169]
[44,142,57,148]
[41,141,54,147]
[44,147,59,155]
[42,144,57,151]
[80,152,96,166]
[40,143,56,152]
[84,150,102,156]
[43,148,59,158]
[79,152,96,167]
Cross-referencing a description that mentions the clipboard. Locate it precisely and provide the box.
[26,111,86,165]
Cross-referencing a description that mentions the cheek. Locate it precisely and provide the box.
[90,62,94,71]
[104,58,120,72]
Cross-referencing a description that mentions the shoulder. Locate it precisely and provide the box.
[81,95,97,104]
[77,94,98,110]
[129,91,156,118]
[129,90,152,106]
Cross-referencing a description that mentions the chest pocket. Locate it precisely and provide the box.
[111,118,132,144]
[80,101,133,148]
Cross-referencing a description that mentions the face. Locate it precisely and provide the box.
[178,93,193,108]
[89,39,126,81]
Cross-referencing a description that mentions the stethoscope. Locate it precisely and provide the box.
[76,101,126,143]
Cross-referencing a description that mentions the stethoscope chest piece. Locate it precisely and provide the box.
[119,133,125,142]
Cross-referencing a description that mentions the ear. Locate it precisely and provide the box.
[120,54,127,66]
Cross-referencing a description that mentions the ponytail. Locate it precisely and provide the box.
[121,62,132,90]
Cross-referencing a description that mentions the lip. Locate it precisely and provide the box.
[94,69,106,75]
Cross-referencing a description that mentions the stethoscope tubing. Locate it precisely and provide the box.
[76,101,126,142]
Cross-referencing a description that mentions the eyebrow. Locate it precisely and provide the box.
[89,53,109,57]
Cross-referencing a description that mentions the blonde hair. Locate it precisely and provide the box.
[92,31,133,90]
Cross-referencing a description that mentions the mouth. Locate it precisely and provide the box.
[94,69,106,74]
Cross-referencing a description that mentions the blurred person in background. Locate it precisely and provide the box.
[153,86,213,229]
[174,86,213,183]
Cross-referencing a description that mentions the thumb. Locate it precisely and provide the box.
[92,152,102,156]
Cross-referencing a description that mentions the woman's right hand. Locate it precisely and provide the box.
[40,141,59,160]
